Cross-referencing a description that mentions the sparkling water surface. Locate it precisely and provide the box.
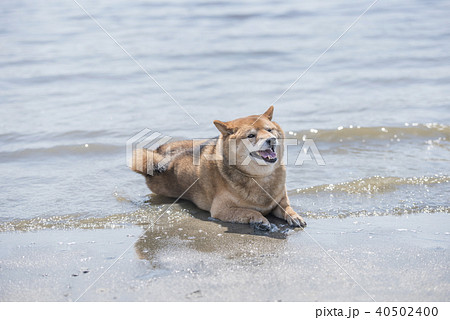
[0,0,449,226]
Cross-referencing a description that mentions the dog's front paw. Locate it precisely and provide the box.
[286,212,307,228]
[250,216,271,231]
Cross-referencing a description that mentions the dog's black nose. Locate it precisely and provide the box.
[266,137,277,145]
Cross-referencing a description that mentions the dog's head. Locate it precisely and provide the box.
[213,106,285,176]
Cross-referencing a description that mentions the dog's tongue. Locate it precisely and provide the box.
[259,149,277,158]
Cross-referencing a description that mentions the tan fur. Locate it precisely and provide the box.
[132,106,306,230]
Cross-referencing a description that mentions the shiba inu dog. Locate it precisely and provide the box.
[132,106,306,230]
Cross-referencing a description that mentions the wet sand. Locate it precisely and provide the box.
[0,209,448,302]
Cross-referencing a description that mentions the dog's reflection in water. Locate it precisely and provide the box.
[135,194,298,266]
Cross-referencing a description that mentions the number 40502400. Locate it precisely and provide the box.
[375,307,438,317]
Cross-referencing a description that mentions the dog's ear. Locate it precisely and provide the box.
[213,120,233,136]
[263,105,274,121]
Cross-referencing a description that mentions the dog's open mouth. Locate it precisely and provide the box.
[250,147,277,163]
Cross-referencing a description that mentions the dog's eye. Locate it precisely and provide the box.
[247,134,255,138]
[267,129,272,132]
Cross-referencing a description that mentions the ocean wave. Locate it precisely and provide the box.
[1,124,448,162]
[0,129,123,144]
[0,143,122,161]
[301,205,449,220]
[1,203,447,233]
[289,175,450,195]
[1,178,448,233]
[0,206,186,233]
[286,123,449,143]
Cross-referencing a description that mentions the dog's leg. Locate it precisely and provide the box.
[272,190,307,228]
[211,201,271,230]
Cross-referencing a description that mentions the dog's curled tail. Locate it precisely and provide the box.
[131,148,169,176]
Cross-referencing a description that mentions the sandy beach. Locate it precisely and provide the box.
[1,207,448,302]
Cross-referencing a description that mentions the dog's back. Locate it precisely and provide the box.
[132,138,220,211]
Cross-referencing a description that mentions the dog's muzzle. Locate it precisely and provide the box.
[250,138,278,163]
